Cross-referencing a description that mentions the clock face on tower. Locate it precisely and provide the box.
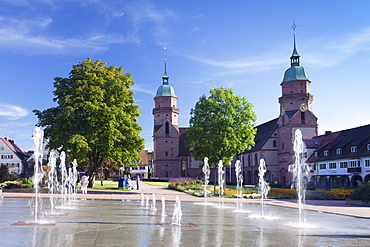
[280,106,286,116]
[299,103,308,112]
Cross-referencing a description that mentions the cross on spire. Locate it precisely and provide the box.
[292,19,297,35]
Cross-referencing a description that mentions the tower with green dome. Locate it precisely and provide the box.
[152,51,181,178]
[276,22,318,184]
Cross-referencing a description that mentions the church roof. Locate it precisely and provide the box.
[155,50,177,98]
[155,84,177,97]
[282,27,309,83]
[246,118,278,152]
[282,66,309,83]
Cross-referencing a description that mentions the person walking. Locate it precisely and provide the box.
[136,175,140,190]
[80,173,89,194]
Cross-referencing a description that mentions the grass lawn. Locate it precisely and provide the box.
[90,179,129,191]
[89,179,168,190]
[144,181,169,187]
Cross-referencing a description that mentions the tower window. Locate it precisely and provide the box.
[165,151,168,156]
[273,140,277,148]
[165,122,169,134]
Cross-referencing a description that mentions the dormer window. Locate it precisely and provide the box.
[336,148,342,155]
[314,152,318,158]
[351,146,357,153]
[324,150,329,156]
[367,144,370,151]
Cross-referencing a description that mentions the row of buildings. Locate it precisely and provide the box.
[151,32,370,188]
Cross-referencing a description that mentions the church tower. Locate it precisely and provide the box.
[152,50,181,178]
[277,22,318,184]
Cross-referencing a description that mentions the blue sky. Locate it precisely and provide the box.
[1,0,370,152]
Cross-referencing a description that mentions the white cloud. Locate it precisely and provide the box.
[132,84,155,96]
[0,105,29,120]
[0,16,137,54]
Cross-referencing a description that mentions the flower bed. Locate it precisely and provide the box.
[316,188,353,200]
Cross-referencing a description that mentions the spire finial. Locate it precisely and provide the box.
[163,47,167,76]
[292,19,297,36]
[162,47,169,85]
[290,19,300,66]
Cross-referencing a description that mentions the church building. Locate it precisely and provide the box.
[152,29,370,188]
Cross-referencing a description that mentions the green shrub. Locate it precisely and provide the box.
[350,181,370,203]
[0,183,7,189]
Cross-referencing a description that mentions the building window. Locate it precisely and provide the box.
[301,112,305,123]
[319,163,326,170]
[340,161,348,168]
[329,162,336,169]
[324,150,329,156]
[336,148,341,155]
[351,146,357,153]
[254,154,258,167]
[365,160,370,167]
[273,140,277,148]
[349,160,360,168]
[165,151,168,156]
[165,122,169,135]
[1,155,13,159]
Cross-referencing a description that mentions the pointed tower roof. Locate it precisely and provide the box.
[282,21,309,83]
[155,48,177,98]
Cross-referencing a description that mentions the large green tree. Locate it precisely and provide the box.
[186,87,256,167]
[33,58,144,186]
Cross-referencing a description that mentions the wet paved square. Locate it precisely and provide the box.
[1,197,370,246]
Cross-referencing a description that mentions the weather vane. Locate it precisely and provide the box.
[292,19,297,35]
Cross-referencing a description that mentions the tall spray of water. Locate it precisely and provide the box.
[32,127,45,223]
[59,151,67,206]
[202,157,210,201]
[71,159,78,194]
[217,160,225,207]
[47,150,58,214]
[235,160,243,211]
[289,129,309,226]
[258,158,270,217]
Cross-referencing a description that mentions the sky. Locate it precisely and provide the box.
[1,0,370,152]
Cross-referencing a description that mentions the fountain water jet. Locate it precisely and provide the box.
[202,157,210,202]
[151,193,157,211]
[32,127,45,223]
[47,150,58,214]
[161,197,166,216]
[146,196,150,209]
[258,158,270,218]
[289,129,310,227]
[217,160,225,207]
[171,196,182,226]
[141,193,145,206]
[71,159,78,194]
[235,160,243,211]
[60,152,67,207]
